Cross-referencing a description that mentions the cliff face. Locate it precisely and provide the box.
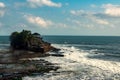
[28,37,54,53]
[10,30,55,53]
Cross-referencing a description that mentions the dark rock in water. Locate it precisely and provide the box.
[10,30,56,53]
[51,54,64,57]
[52,48,61,52]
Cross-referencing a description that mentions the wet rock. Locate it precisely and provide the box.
[51,54,64,57]
[0,59,60,80]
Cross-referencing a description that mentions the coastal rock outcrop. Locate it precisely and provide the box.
[0,30,61,80]
[10,30,56,53]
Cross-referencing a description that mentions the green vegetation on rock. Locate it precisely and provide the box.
[10,30,54,53]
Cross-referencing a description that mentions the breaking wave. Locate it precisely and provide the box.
[23,44,120,80]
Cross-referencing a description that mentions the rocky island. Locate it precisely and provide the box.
[0,30,60,80]
[10,30,56,53]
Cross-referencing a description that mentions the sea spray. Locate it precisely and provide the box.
[23,44,120,80]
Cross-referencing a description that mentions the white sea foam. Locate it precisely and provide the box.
[23,44,120,80]
[0,43,10,51]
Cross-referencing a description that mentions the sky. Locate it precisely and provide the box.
[0,0,120,36]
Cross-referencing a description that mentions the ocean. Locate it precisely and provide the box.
[0,36,10,51]
[1,36,120,56]
[43,36,120,56]
[0,36,120,79]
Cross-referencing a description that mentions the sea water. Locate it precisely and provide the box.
[0,36,120,80]
[0,36,10,51]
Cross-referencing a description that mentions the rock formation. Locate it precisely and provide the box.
[10,30,56,53]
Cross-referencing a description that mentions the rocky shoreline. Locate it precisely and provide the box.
[0,60,60,80]
[0,50,61,80]
[0,30,63,80]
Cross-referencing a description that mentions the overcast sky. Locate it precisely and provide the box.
[0,0,120,36]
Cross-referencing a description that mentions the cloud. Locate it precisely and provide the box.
[69,9,114,29]
[103,4,120,17]
[24,14,68,29]
[70,9,95,17]
[55,23,67,28]
[0,10,5,17]
[0,2,5,17]
[70,9,110,25]
[27,0,62,8]
[91,4,97,8]
[15,23,28,28]
[94,18,109,25]
[70,10,85,16]
[25,15,53,28]
[68,19,95,29]
[90,16,110,25]
[0,2,5,8]
[0,22,3,27]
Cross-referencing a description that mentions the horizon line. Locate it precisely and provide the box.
[0,35,120,37]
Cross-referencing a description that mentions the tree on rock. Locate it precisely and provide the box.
[10,30,54,53]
